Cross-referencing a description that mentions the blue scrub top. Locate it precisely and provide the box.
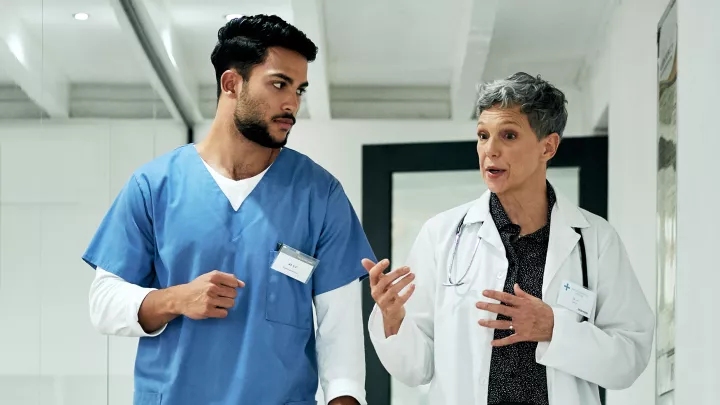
[83,145,375,405]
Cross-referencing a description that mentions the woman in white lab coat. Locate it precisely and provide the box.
[363,72,655,405]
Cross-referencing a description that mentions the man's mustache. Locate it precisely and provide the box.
[271,113,296,124]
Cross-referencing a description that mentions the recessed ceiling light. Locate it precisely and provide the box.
[225,14,243,22]
[73,12,89,21]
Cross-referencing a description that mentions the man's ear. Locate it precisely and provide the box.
[220,70,242,98]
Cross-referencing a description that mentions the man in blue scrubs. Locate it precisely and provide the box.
[84,15,373,405]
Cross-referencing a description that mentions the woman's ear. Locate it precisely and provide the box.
[542,133,560,162]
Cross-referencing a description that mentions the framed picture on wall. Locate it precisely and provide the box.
[656,0,678,402]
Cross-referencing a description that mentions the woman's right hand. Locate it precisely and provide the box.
[362,258,416,337]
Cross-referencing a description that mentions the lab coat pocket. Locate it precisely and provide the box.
[133,391,161,405]
[265,251,313,329]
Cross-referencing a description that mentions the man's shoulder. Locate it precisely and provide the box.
[283,147,339,189]
[133,144,191,178]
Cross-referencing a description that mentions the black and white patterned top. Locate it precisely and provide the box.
[486,183,557,405]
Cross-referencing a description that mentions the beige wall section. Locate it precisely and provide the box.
[0,119,186,405]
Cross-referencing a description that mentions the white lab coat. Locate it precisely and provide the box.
[369,189,655,405]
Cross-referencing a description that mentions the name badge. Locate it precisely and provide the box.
[557,280,596,318]
[270,243,319,284]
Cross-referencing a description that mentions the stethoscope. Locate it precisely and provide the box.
[443,213,479,287]
[443,212,589,309]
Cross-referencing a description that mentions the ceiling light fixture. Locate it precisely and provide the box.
[73,12,89,21]
[225,14,243,22]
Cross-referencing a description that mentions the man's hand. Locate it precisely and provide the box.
[362,258,415,337]
[476,284,554,347]
[329,396,359,405]
[138,270,245,333]
[176,270,245,319]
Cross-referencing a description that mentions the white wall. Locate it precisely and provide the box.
[578,0,615,132]
[0,119,186,405]
[559,84,595,136]
[675,0,720,403]
[582,0,684,404]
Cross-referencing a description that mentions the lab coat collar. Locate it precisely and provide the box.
[462,184,591,290]
[463,190,505,254]
[552,191,590,229]
[463,189,491,226]
[463,184,590,229]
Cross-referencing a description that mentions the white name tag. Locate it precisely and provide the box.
[270,244,319,284]
[557,280,596,318]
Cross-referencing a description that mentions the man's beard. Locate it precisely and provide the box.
[233,90,292,149]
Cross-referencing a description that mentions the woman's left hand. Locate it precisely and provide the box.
[476,284,555,347]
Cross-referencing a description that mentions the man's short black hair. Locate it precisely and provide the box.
[210,14,318,99]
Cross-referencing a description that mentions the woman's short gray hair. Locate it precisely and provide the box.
[475,72,568,139]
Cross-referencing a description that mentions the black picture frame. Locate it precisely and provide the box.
[361,136,608,405]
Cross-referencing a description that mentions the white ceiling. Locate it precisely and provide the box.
[491,0,611,57]
[324,0,467,86]
[8,0,144,83]
[482,0,613,84]
[39,26,143,84]
[0,0,615,120]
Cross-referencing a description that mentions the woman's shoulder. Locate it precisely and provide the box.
[422,199,481,235]
[577,208,624,250]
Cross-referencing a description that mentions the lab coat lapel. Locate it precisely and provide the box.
[477,218,504,255]
[467,191,505,255]
[542,192,589,296]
